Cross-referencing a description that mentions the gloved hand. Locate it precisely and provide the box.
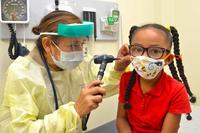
[114,44,131,72]
[74,80,106,118]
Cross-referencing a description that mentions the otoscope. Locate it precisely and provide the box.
[82,54,119,131]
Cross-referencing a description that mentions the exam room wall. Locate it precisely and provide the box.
[159,0,200,105]
[1,0,199,131]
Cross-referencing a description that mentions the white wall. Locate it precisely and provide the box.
[160,0,200,105]
[174,0,200,105]
[0,0,199,131]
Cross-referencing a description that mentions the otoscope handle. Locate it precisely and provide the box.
[82,117,88,131]
[82,62,107,131]
[82,54,118,131]
[97,61,107,80]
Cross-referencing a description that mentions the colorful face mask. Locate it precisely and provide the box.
[51,42,84,70]
[131,56,165,80]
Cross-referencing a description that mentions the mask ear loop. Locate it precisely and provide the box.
[163,53,182,65]
[51,40,62,52]
[163,53,173,66]
[164,53,182,60]
[49,41,62,62]
[164,53,172,60]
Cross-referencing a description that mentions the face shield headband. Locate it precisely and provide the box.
[39,21,94,37]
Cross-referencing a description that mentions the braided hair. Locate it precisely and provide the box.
[169,26,196,103]
[124,26,138,109]
[124,24,195,110]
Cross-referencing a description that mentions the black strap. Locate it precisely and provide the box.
[36,38,59,110]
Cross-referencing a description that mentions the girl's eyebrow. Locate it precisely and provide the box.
[132,43,161,47]
[148,44,162,47]
[131,43,142,46]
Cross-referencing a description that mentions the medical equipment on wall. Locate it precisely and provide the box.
[0,0,29,23]
[55,0,59,11]
[100,9,120,35]
[82,54,119,131]
[83,8,97,40]
[0,0,120,41]
[0,0,30,59]
[0,0,121,60]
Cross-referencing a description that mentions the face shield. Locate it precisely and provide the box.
[40,21,94,56]
[38,22,94,70]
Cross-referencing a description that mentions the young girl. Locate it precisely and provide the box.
[117,24,192,133]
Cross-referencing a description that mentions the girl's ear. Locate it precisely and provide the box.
[130,56,134,62]
[41,37,52,53]
[164,54,174,65]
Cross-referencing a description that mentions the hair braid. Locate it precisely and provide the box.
[124,70,137,109]
[123,26,138,110]
[167,28,181,81]
[168,61,181,81]
[170,26,196,103]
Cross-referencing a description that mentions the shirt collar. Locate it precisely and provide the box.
[133,71,166,97]
[148,72,166,97]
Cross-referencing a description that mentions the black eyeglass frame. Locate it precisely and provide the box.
[129,45,170,59]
